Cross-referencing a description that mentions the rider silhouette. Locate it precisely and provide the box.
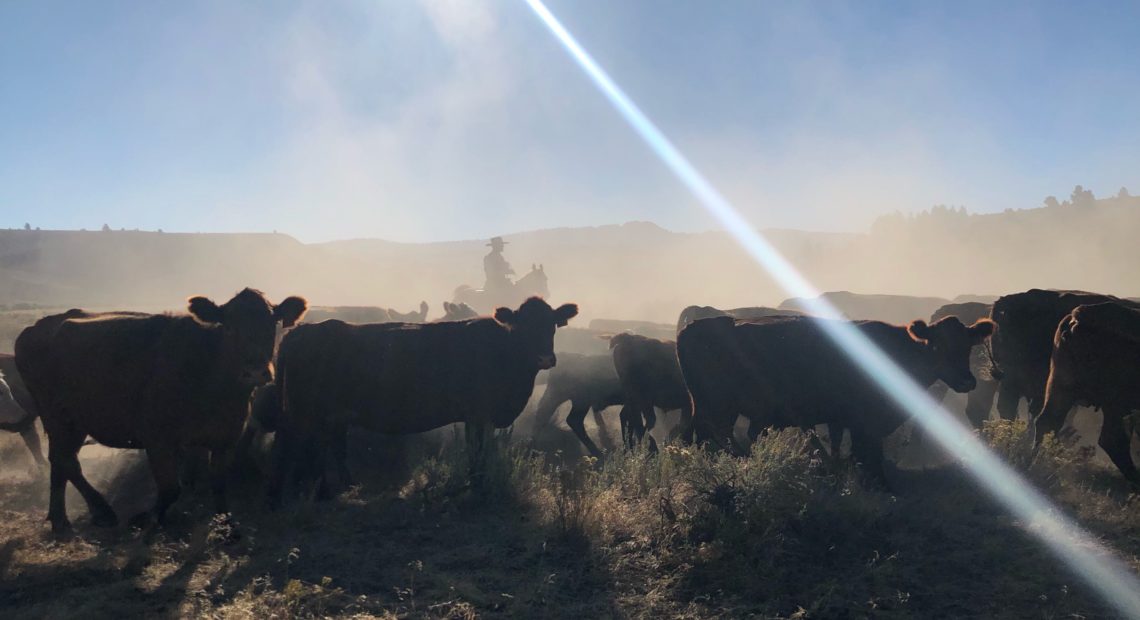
[483,236,515,295]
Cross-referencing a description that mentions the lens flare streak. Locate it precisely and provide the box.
[524,0,1140,616]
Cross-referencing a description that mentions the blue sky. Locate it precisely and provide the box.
[1,0,1137,242]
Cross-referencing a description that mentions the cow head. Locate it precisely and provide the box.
[189,288,309,387]
[909,316,995,392]
[494,297,578,370]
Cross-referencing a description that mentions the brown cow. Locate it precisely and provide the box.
[532,353,623,458]
[609,333,692,451]
[990,289,1139,422]
[0,353,47,469]
[678,315,993,482]
[15,289,307,533]
[1034,302,1140,484]
[270,297,578,503]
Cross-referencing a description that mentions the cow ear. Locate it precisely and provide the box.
[274,296,309,328]
[553,303,579,327]
[968,318,995,342]
[188,296,224,324]
[494,307,516,325]
[907,320,931,342]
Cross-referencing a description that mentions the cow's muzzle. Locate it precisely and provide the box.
[537,354,557,370]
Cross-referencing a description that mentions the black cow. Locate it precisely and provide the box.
[676,305,799,334]
[990,289,1140,422]
[926,302,998,428]
[1034,302,1140,484]
[270,297,578,503]
[678,315,993,482]
[532,353,623,458]
[15,290,307,533]
[609,333,692,451]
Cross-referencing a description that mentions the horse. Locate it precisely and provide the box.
[453,264,550,314]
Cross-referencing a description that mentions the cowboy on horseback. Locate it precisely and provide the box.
[483,236,515,297]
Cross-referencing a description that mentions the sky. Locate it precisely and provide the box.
[1,0,1138,243]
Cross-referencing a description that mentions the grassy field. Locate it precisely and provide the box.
[1,417,1138,619]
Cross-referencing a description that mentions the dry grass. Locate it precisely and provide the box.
[2,420,1140,618]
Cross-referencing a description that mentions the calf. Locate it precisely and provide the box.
[15,289,307,533]
[678,315,993,482]
[532,353,623,457]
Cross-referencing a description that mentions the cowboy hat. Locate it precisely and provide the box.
[486,236,509,247]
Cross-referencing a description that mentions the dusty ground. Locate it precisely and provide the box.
[2,408,1140,619]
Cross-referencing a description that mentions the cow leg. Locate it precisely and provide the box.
[1099,408,1140,487]
[829,425,844,461]
[531,388,561,440]
[209,447,233,515]
[566,404,603,459]
[1033,385,1075,447]
[591,408,617,451]
[324,427,352,496]
[137,445,182,527]
[49,429,116,532]
[851,429,887,488]
[265,428,290,509]
[665,402,693,445]
[465,421,493,479]
[642,407,659,453]
[928,381,949,404]
[20,421,48,471]
[965,379,999,429]
[996,381,1021,422]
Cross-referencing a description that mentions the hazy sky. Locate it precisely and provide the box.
[2,1,1138,242]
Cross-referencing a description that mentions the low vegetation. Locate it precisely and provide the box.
[1,420,1138,618]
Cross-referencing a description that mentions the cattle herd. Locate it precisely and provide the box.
[1,287,1139,536]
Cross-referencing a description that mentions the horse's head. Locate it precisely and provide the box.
[517,263,549,298]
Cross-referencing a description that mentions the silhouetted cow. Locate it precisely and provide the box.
[1035,302,1140,484]
[678,315,993,482]
[588,319,674,341]
[990,289,1139,422]
[927,302,998,428]
[778,291,951,325]
[15,289,307,533]
[532,353,623,458]
[439,301,479,322]
[0,353,46,469]
[676,305,799,334]
[271,297,578,502]
[304,302,429,325]
[389,301,430,323]
[609,333,691,451]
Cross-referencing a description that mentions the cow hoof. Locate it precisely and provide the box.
[49,520,73,538]
[91,511,119,528]
[128,511,155,530]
